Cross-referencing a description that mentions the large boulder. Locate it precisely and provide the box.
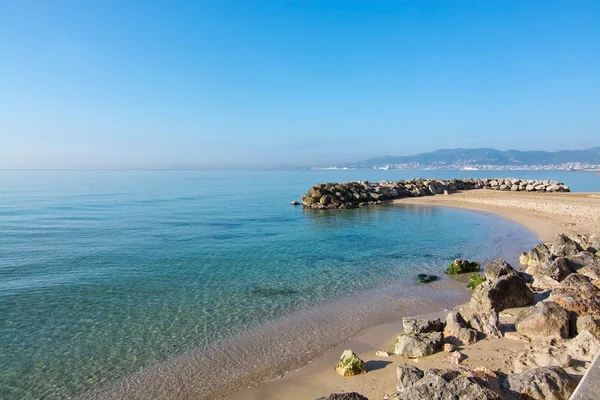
[443,312,478,346]
[315,394,368,400]
[529,257,574,282]
[566,329,600,362]
[394,332,443,358]
[514,301,570,339]
[548,273,600,315]
[507,366,577,400]
[335,350,366,376]
[471,309,502,339]
[391,368,500,400]
[565,251,600,284]
[551,233,583,257]
[402,317,443,334]
[484,259,514,282]
[520,243,554,269]
[471,267,534,312]
[445,259,481,274]
[575,314,600,338]
[396,364,424,391]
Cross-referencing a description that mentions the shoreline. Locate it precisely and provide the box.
[226,190,600,400]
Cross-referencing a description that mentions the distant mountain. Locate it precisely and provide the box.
[335,147,600,168]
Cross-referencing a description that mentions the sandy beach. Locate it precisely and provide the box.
[225,190,600,400]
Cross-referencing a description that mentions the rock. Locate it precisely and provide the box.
[520,243,554,269]
[467,274,486,290]
[402,317,443,334]
[551,233,583,257]
[447,351,466,365]
[445,259,481,274]
[443,312,478,346]
[548,273,600,315]
[566,329,600,362]
[471,367,502,395]
[335,350,367,376]
[394,332,443,358]
[514,301,570,339]
[290,200,300,206]
[514,345,572,372]
[529,257,574,282]
[483,259,514,282]
[471,268,534,312]
[415,273,439,283]
[532,275,562,290]
[565,251,600,283]
[575,314,600,338]
[395,364,424,391]
[375,350,390,357]
[471,309,502,339]
[391,368,501,400]
[443,343,456,352]
[504,332,531,343]
[315,393,369,400]
[507,366,577,400]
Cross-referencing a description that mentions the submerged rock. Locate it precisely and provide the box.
[514,301,570,339]
[443,312,478,346]
[445,259,481,274]
[507,366,576,400]
[335,350,366,377]
[415,273,439,283]
[394,332,443,358]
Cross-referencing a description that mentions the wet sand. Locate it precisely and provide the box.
[225,191,600,400]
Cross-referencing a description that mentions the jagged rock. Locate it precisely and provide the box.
[566,329,600,362]
[375,350,390,357]
[335,350,366,376]
[315,393,368,400]
[445,259,481,274]
[443,343,456,352]
[403,317,443,334]
[583,233,600,253]
[471,265,534,312]
[447,351,466,365]
[471,367,502,395]
[504,332,531,343]
[532,275,562,290]
[548,273,600,315]
[290,200,300,206]
[520,243,554,269]
[471,309,502,339]
[529,258,574,282]
[565,251,600,284]
[514,301,570,339]
[391,368,500,400]
[415,273,439,283]
[443,312,478,346]
[396,364,424,391]
[507,366,577,400]
[514,345,572,372]
[575,314,600,338]
[551,233,583,257]
[484,259,514,282]
[394,332,443,358]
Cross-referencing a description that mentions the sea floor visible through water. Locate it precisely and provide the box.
[0,169,578,399]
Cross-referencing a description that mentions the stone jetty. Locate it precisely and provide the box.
[301,178,570,209]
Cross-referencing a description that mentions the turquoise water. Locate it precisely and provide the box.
[0,170,597,399]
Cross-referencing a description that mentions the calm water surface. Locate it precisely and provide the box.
[0,170,597,399]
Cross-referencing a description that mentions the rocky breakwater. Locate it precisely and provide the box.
[301,178,570,209]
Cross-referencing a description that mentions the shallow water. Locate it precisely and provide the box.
[0,169,586,399]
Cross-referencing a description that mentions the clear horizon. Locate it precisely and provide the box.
[1,1,599,169]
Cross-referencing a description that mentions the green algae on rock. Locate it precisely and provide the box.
[416,274,440,283]
[335,350,367,377]
[467,274,486,290]
[445,259,481,274]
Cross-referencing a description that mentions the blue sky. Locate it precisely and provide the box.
[1,1,599,168]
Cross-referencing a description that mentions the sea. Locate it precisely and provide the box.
[1,169,598,399]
